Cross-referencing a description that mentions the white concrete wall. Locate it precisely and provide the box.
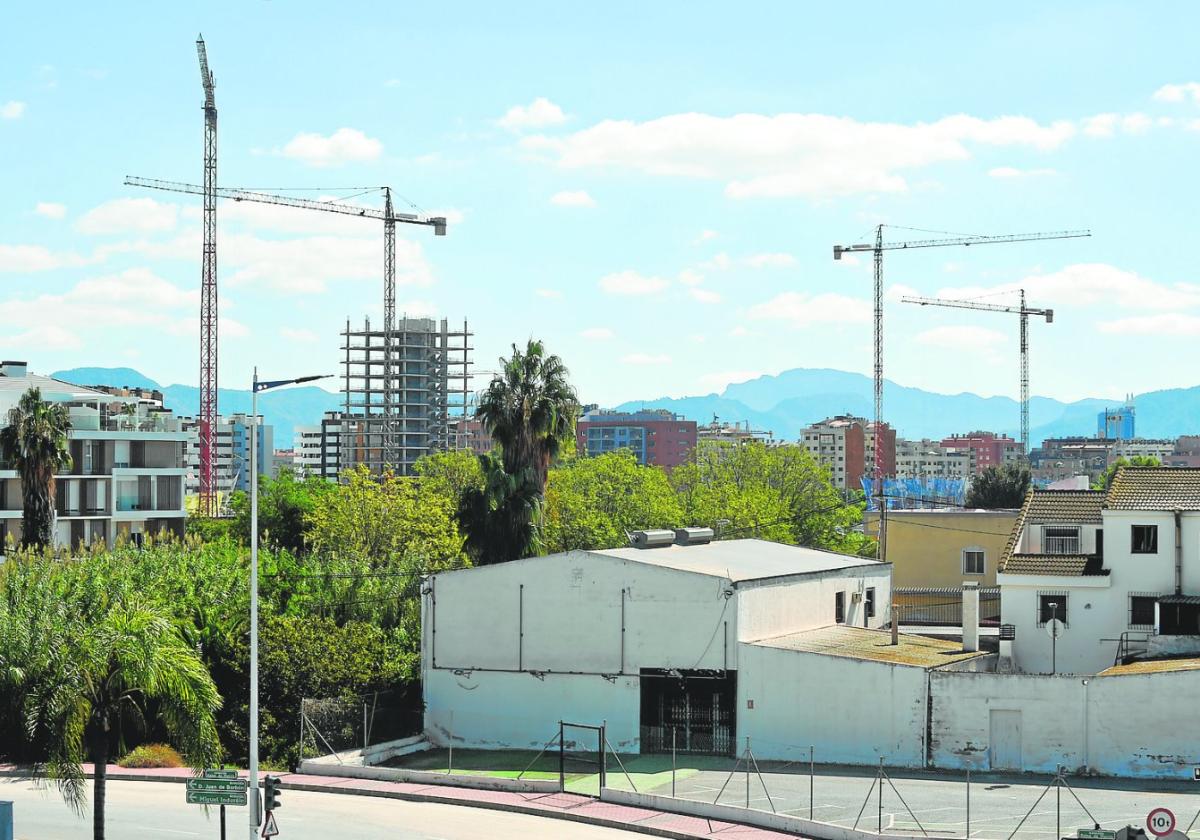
[999,575,1117,674]
[737,565,891,642]
[736,643,928,767]
[929,670,1200,778]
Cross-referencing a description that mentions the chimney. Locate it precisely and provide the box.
[0,361,28,378]
[962,581,980,653]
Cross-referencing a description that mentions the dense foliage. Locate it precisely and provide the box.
[965,462,1032,509]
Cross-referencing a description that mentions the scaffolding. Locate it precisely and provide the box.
[340,316,471,476]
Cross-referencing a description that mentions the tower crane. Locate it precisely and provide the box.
[124,176,447,472]
[901,290,1053,458]
[196,36,219,517]
[832,225,1089,559]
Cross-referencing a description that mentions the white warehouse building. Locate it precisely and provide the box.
[419,532,949,760]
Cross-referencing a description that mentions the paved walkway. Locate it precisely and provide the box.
[0,764,804,840]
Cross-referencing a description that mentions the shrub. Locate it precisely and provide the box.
[117,743,185,769]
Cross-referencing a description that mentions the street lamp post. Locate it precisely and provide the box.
[1049,601,1059,676]
[249,369,330,838]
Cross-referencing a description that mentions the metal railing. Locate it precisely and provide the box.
[893,586,1001,626]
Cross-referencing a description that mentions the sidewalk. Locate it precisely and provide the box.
[0,764,805,840]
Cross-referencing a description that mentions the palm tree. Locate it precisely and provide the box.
[36,600,222,840]
[0,388,73,548]
[462,341,578,564]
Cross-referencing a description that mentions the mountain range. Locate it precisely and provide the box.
[48,365,1200,449]
[51,367,342,448]
[616,368,1200,446]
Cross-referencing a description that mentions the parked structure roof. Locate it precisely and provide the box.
[748,625,986,668]
[594,539,883,583]
[1098,657,1200,676]
[1105,466,1200,511]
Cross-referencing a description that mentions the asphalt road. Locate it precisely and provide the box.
[636,764,1200,839]
[0,779,649,840]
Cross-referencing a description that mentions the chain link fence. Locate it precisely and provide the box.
[299,688,422,763]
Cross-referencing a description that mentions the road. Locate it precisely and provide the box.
[0,779,649,840]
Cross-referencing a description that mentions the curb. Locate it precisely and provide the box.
[0,768,783,840]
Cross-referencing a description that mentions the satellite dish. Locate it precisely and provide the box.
[1045,618,1065,639]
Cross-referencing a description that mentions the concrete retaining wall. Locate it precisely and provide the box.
[601,788,954,840]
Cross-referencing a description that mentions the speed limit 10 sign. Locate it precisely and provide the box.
[1146,807,1175,837]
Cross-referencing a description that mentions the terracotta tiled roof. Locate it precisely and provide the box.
[1001,554,1091,576]
[1105,466,1200,510]
[999,489,1104,572]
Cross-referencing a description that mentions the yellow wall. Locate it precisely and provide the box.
[863,509,1017,588]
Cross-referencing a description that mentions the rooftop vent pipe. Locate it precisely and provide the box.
[630,529,675,549]
[674,527,714,546]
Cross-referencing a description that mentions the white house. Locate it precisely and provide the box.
[998,469,1200,675]
[420,531,1005,765]
[0,361,188,550]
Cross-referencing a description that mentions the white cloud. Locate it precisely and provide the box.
[0,244,89,272]
[746,292,872,327]
[688,287,722,304]
[223,231,432,293]
[621,352,672,365]
[535,288,564,299]
[1,101,25,119]
[282,128,383,167]
[677,269,704,286]
[728,325,755,338]
[885,283,921,303]
[549,190,596,207]
[34,202,67,219]
[280,327,319,344]
[914,325,1007,349]
[835,253,861,267]
[599,270,669,296]
[700,252,731,271]
[745,252,796,268]
[939,263,1200,311]
[695,229,719,243]
[76,197,178,235]
[5,325,81,350]
[1097,314,1200,336]
[580,327,614,340]
[499,97,567,131]
[988,166,1058,179]
[523,111,1076,199]
[396,300,437,318]
[1082,113,1153,138]
[1153,82,1200,105]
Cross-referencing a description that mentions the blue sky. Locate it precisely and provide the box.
[3,2,1200,409]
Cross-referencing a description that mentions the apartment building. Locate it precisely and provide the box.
[800,416,897,490]
[0,361,187,550]
[575,409,697,468]
[696,419,779,447]
[941,431,1021,475]
[294,411,344,480]
[1029,436,1115,484]
[894,438,975,482]
[181,413,274,497]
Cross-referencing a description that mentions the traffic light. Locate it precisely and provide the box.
[263,775,282,812]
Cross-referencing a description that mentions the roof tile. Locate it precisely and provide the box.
[1105,466,1200,510]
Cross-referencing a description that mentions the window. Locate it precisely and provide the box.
[1129,594,1157,629]
[1131,525,1158,554]
[1038,593,1068,627]
[865,587,876,619]
[835,591,846,624]
[1043,526,1080,555]
[963,549,986,576]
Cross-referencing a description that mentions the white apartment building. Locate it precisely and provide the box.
[0,361,187,550]
[1111,438,1176,464]
[181,413,274,499]
[894,438,975,482]
[998,469,1200,675]
[800,416,865,490]
[294,411,343,481]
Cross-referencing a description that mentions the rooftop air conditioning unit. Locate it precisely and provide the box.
[631,529,676,549]
[674,527,714,546]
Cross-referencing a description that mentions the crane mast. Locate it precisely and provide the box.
[196,36,218,518]
[125,176,447,475]
[833,225,1087,559]
[901,290,1054,458]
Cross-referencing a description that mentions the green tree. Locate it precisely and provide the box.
[965,463,1032,509]
[462,340,578,564]
[230,468,334,553]
[0,387,73,548]
[543,451,683,552]
[413,449,484,510]
[670,441,871,554]
[1092,456,1161,491]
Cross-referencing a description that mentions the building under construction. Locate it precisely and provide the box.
[340,316,471,476]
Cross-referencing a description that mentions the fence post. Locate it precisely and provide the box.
[1057,766,1062,840]
[745,737,751,809]
[671,728,676,798]
[363,701,368,752]
[447,711,454,775]
[966,767,971,839]
[558,721,565,792]
[878,757,884,833]
[600,720,607,792]
[809,745,814,821]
